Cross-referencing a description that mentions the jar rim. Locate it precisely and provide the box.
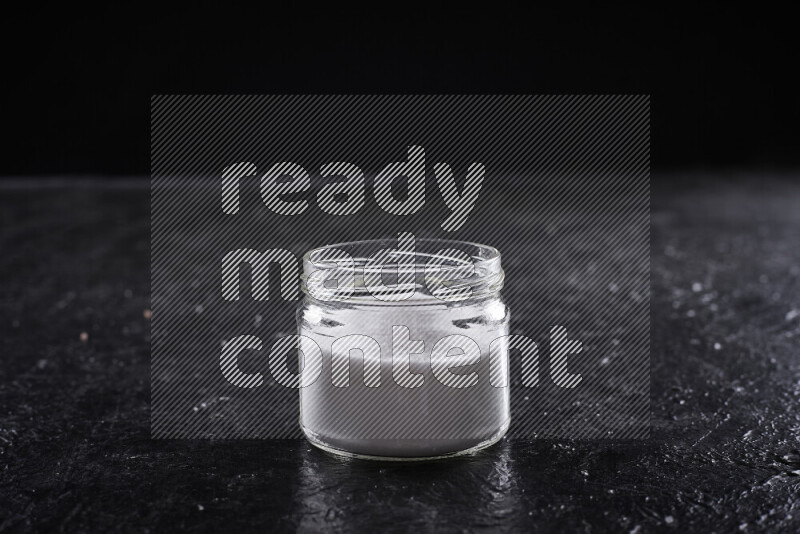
[303,238,500,265]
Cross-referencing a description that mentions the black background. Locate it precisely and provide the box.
[2,7,797,176]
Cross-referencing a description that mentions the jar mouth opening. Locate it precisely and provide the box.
[301,238,504,303]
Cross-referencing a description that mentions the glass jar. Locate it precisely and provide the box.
[297,238,509,460]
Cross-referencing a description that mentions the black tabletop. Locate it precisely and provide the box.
[2,176,799,532]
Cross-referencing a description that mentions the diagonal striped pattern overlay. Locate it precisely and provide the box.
[151,95,650,440]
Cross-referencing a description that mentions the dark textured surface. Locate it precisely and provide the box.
[2,176,800,532]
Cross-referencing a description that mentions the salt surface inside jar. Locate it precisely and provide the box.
[298,238,510,459]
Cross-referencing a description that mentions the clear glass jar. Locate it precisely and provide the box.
[297,238,509,460]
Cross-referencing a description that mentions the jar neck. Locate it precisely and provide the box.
[300,239,504,305]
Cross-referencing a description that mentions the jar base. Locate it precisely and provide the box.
[301,420,510,461]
